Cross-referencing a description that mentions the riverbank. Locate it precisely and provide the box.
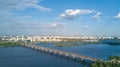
[0,42,21,47]
[91,56,120,67]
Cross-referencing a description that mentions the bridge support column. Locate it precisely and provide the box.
[49,50,52,54]
[66,53,69,59]
[38,47,41,50]
[39,47,42,51]
[59,52,62,56]
[92,61,95,64]
[34,46,36,49]
[31,46,34,49]
[54,51,57,55]
[45,49,48,52]
[41,48,45,52]
[81,58,85,63]
[72,55,76,60]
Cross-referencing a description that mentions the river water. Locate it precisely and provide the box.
[0,42,120,67]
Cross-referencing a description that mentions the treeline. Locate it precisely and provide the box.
[91,56,120,67]
[0,42,21,47]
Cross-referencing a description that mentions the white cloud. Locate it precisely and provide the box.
[114,12,120,19]
[0,22,65,29]
[18,23,65,29]
[0,0,51,12]
[59,9,95,20]
[49,23,65,27]
[0,0,52,24]
[92,12,102,19]
[83,25,89,29]
[40,23,65,29]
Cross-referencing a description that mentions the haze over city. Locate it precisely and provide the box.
[0,0,120,36]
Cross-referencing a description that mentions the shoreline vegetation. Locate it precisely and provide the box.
[91,56,120,67]
[38,39,120,45]
[0,40,120,48]
[0,42,21,47]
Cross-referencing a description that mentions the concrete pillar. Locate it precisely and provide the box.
[27,45,30,48]
[54,51,57,55]
[49,50,52,54]
[66,53,68,56]
[91,60,95,63]
[31,46,34,49]
[38,47,41,50]
[45,49,48,52]
[35,47,38,49]
[81,58,85,63]
[41,48,44,52]
[72,55,76,60]
[59,52,62,56]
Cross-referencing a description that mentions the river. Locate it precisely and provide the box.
[0,42,120,67]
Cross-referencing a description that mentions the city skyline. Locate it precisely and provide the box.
[0,0,120,36]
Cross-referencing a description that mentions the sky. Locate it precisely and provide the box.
[0,0,120,36]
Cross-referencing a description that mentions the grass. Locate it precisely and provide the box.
[91,56,120,67]
[109,56,120,60]
[0,42,21,47]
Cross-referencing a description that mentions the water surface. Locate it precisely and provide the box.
[36,42,120,60]
[0,43,120,67]
[0,46,87,67]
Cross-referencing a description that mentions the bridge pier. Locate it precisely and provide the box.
[40,47,43,51]
[38,47,41,50]
[54,51,58,55]
[45,48,48,52]
[27,45,30,48]
[49,50,52,54]
[41,48,45,52]
[65,53,69,59]
[34,47,38,50]
[72,55,76,60]
[59,52,63,56]
[81,58,85,63]
[31,46,35,49]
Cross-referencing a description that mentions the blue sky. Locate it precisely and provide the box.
[0,0,120,36]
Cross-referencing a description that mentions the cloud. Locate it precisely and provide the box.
[0,0,52,24]
[49,23,65,27]
[40,23,65,29]
[92,12,102,19]
[16,23,65,29]
[59,9,95,20]
[0,0,51,12]
[83,25,89,29]
[114,12,120,19]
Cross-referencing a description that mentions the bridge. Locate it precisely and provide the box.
[21,43,105,63]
